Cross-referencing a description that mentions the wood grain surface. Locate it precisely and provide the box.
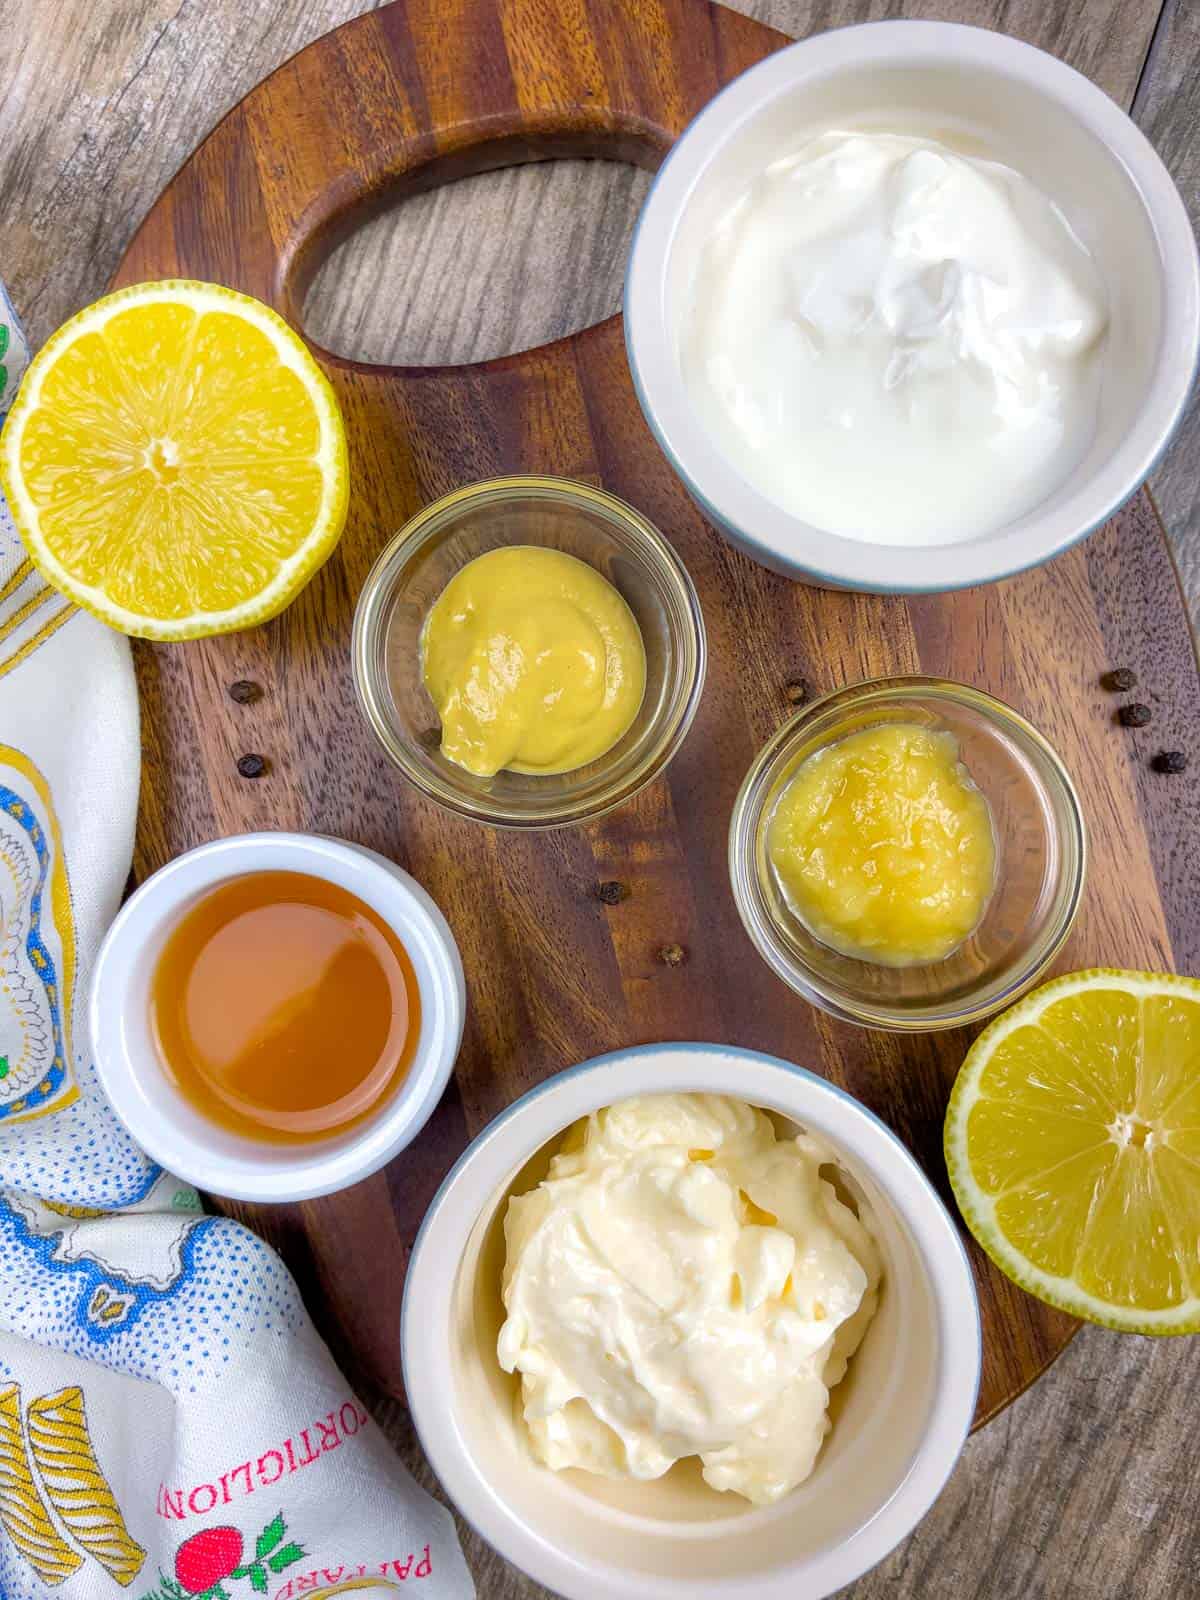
[109,0,1199,1429]
[5,1,1200,1596]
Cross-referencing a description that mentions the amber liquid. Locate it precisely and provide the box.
[151,871,421,1143]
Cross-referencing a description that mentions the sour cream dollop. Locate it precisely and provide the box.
[681,131,1108,546]
[496,1093,881,1505]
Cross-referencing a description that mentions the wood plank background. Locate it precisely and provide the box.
[2,1,1199,1596]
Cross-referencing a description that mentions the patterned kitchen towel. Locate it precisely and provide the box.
[0,290,474,1600]
[0,286,29,422]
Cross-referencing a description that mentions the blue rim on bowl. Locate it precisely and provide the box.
[624,21,1200,592]
[401,1042,982,1600]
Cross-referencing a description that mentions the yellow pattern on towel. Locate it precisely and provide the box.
[0,1383,82,1587]
[26,1385,147,1587]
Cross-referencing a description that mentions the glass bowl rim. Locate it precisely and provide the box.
[351,474,708,830]
[728,674,1089,1032]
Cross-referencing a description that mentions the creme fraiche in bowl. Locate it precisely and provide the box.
[625,21,1199,591]
[402,1043,981,1600]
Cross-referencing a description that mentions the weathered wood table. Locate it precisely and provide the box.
[3,1,1199,1595]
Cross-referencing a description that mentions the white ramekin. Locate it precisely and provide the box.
[402,1043,981,1600]
[90,832,465,1202]
[624,20,1200,592]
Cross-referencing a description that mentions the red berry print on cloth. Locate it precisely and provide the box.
[163,1514,304,1600]
[174,1526,243,1594]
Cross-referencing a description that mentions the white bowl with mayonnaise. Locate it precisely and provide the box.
[624,21,1199,591]
[401,1044,981,1600]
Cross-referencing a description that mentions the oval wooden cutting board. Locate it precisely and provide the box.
[114,0,1200,1425]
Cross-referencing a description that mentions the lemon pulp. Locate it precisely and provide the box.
[766,722,996,966]
[0,280,347,639]
[946,970,1200,1333]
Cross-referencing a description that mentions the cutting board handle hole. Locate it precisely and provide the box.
[302,157,652,368]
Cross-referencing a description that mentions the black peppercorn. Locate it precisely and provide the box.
[658,943,687,967]
[228,680,261,705]
[595,881,630,906]
[1117,703,1152,728]
[1152,750,1188,774]
[1101,668,1137,693]
[236,753,267,779]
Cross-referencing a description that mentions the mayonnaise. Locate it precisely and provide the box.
[496,1093,880,1505]
[681,131,1108,546]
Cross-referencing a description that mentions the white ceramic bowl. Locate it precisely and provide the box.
[402,1043,981,1600]
[624,20,1200,592]
[90,832,465,1202]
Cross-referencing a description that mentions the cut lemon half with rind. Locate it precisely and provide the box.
[945,968,1200,1335]
[0,280,348,640]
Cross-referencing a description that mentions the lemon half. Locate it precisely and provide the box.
[945,968,1200,1334]
[0,280,347,639]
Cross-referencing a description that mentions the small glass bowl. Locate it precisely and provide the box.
[352,476,706,829]
[729,677,1087,1032]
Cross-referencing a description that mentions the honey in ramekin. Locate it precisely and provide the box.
[150,870,420,1142]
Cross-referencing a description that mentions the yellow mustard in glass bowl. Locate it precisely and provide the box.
[352,476,706,830]
[766,723,997,967]
[421,546,646,778]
